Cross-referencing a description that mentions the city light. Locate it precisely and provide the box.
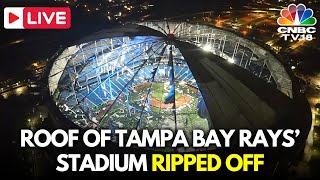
[9,39,24,45]
[14,86,27,96]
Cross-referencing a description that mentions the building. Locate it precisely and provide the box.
[43,21,311,174]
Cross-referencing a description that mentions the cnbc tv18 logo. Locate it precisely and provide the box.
[277,4,317,41]
[4,7,71,29]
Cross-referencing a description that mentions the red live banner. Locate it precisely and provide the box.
[4,7,71,29]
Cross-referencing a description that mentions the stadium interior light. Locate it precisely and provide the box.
[227,57,235,63]
[179,81,186,85]
[104,52,112,59]
[202,44,212,52]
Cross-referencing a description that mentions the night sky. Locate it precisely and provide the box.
[0,0,238,81]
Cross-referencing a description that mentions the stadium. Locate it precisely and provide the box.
[45,21,311,149]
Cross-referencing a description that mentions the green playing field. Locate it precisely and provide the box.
[150,82,181,101]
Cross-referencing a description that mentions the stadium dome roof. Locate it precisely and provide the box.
[47,21,304,134]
